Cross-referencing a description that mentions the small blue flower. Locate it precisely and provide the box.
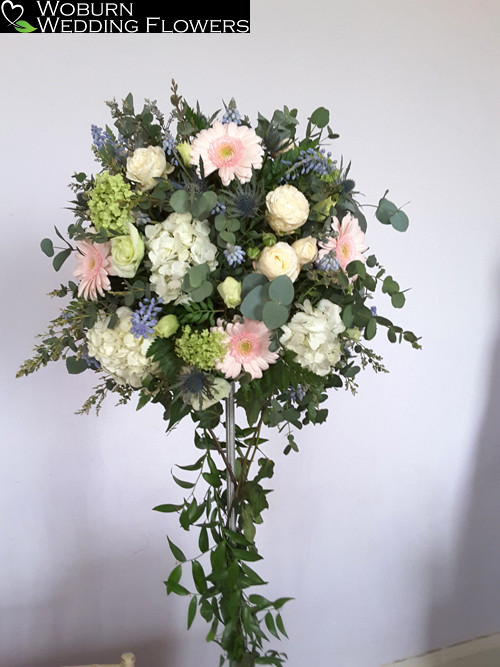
[223,244,246,267]
[130,297,163,339]
[212,201,226,216]
[163,133,179,166]
[315,252,339,272]
[134,211,152,226]
[288,384,306,403]
[222,108,242,125]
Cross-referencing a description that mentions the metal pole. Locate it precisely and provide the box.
[225,382,236,532]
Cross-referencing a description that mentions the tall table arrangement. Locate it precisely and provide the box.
[18,82,420,667]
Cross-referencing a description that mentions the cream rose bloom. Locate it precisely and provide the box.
[110,222,145,278]
[86,306,156,388]
[265,184,309,234]
[126,146,169,191]
[291,236,318,267]
[256,242,300,282]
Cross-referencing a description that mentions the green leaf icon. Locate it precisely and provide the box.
[15,19,37,32]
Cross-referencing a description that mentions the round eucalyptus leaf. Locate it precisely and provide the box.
[170,189,190,214]
[262,301,289,330]
[390,209,409,232]
[240,285,267,320]
[191,281,213,303]
[268,275,294,305]
[241,273,269,299]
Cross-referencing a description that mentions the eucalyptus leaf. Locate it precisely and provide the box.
[268,275,294,305]
[262,302,289,330]
[40,238,54,257]
[390,209,409,232]
[310,106,330,128]
[170,189,190,213]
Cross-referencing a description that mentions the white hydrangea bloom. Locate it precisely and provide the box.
[86,306,156,388]
[279,299,346,376]
[144,212,218,303]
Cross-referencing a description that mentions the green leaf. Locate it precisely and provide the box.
[170,189,190,213]
[172,474,195,490]
[167,537,186,562]
[241,273,268,299]
[262,302,289,330]
[152,503,182,513]
[364,317,377,341]
[265,612,280,639]
[198,526,209,553]
[187,595,197,629]
[190,281,214,303]
[390,209,409,232]
[40,238,54,257]
[391,292,406,308]
[53,248,72,271]
[375,195,398,225]
[346,260,366,278]
[65,356,88,374]
[268,275,294,305]
[14,20,37,32]
[240,284,267,321]
[275,613,288,637]
[191,560,207,594]
[310,106,330,128]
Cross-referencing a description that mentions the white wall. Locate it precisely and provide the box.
[2,1,500,666]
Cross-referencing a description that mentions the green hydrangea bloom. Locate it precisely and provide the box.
[88,172,134,234]
[175,326,227,371]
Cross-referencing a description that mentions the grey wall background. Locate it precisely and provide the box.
[2,1,500,666]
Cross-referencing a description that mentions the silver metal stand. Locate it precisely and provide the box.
[225,382,236,532]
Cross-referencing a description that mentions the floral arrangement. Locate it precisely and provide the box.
[18,81,420,667]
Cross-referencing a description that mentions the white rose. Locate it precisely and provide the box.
[291,236,318,266]
[256,242,300,282]
[265,184,309,234]
[110,222,145,278]
[126,146,168,191]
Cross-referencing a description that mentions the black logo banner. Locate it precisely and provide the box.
[1,0,250,33]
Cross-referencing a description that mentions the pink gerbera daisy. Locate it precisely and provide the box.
[318,213,368,271]
[190,121,264,186]
[214,318,279,380]
[73,239,113,301]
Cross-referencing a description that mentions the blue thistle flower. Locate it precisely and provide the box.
[130,297,163,339]
[224,244,246,267]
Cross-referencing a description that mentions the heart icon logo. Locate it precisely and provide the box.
[1,0,24,26]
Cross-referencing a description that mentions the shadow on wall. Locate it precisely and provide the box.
[2,551,207,667]
[427,283,500,650]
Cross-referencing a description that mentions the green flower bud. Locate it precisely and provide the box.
[176,142,192,166]
[262,232,277,247]
[346,327,361,341]
[154,314,179,338]
[247,247,261,261]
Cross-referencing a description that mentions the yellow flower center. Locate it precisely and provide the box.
[237,339,253,356]
[217,142,236,161]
